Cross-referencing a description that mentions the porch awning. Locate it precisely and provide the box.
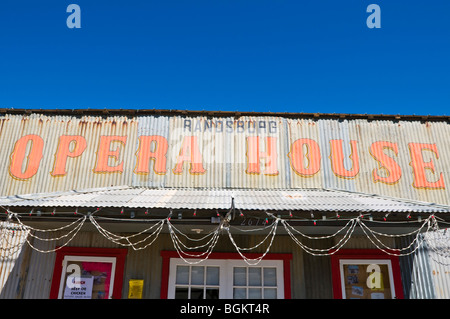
[0,186,449,213]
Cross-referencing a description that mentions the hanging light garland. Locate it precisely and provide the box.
[15,213,86,254]
[89,214,165,250]
[281,217,358,257]
[0,205,449,265]
[226,217,280,266]
[166,211,222,265]
[0,213,30,259]
[422,217,450,264]
[356,215,434,257]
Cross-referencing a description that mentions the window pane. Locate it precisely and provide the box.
[205,288,219,299]
[233,288,246,299]
[263,268,277,287]
[234,267,246,286]
[176,266,189,285]
[170,260,283,299]
[190,288,204,299]
[264,288,277,299]
[249,268,262,286]
[191,266,204,285]
[175,287,189,299]
[248,288,262,299]
[206,267,219,285]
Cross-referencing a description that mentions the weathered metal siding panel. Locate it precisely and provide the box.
[122,233,175,299]
[301,237,334,299]
[288,118,322,189]
[22,234,56,299]
[429,255,450,299]
[351,119,405,200]
[318,119,357,192]
[0,113,138,196]
[316,118,450,205]
[421,231,450,299]
[1,112,450,205]
[132,115,170,188]
[398,235,436,299]
[0,222,29,299]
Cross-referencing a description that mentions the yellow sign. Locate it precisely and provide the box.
[128,279,144,299]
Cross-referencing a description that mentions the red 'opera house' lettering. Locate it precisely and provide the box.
[246,137,279,175]
[288,138,321,177]
[93,136,127,173]
[370,141,401,185]
[408,143,445,189]
[51,135,87,176]
[7,134,446,190]
[329,140,360,179]
[134,135,168,175]
[9,135,44,180]
[173,136,206,174]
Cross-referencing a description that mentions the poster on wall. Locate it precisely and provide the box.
[59,259,115,299]
[128,279,144,299]
[63,275,94,299]
[341,263,392,299]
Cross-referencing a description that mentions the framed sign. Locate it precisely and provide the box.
[50,247,127,299]
[331,249,404,299]
[58,256,116,299]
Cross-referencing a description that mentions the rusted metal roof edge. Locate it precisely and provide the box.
[0,108,449,122]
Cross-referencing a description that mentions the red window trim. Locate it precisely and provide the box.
[49,247,128,299]
[160,251,293,299]
[330,249,404,299]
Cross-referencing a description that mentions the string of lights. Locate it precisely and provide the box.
[422,220,450,263]
[228,221,279,252]
[89,215,165,250]
[168,219,221,242]
[167,220,221,265]
[0,207,449,264]
[357,216,433,253]
[13,216,86,254]
[13,213,86,242]
[357,217,433,257]
[282,218,358,256]
[167,220,221,252]
[0,217,30,258]
[226,218,279,265]
[281,217,357,240]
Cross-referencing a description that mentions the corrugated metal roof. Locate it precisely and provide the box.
[1,186,449,213]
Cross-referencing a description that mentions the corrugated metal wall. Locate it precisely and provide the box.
[2,225,449,299]
[0,222,30,299]
[0,113,449,205]
[0,226,337,299]
[407,231,450,299]
[398,235,436,299]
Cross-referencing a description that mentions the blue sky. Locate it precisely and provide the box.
[0,0,449,115]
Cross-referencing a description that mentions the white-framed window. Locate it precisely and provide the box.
[57,255,117,299]
[167,258,284,299]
